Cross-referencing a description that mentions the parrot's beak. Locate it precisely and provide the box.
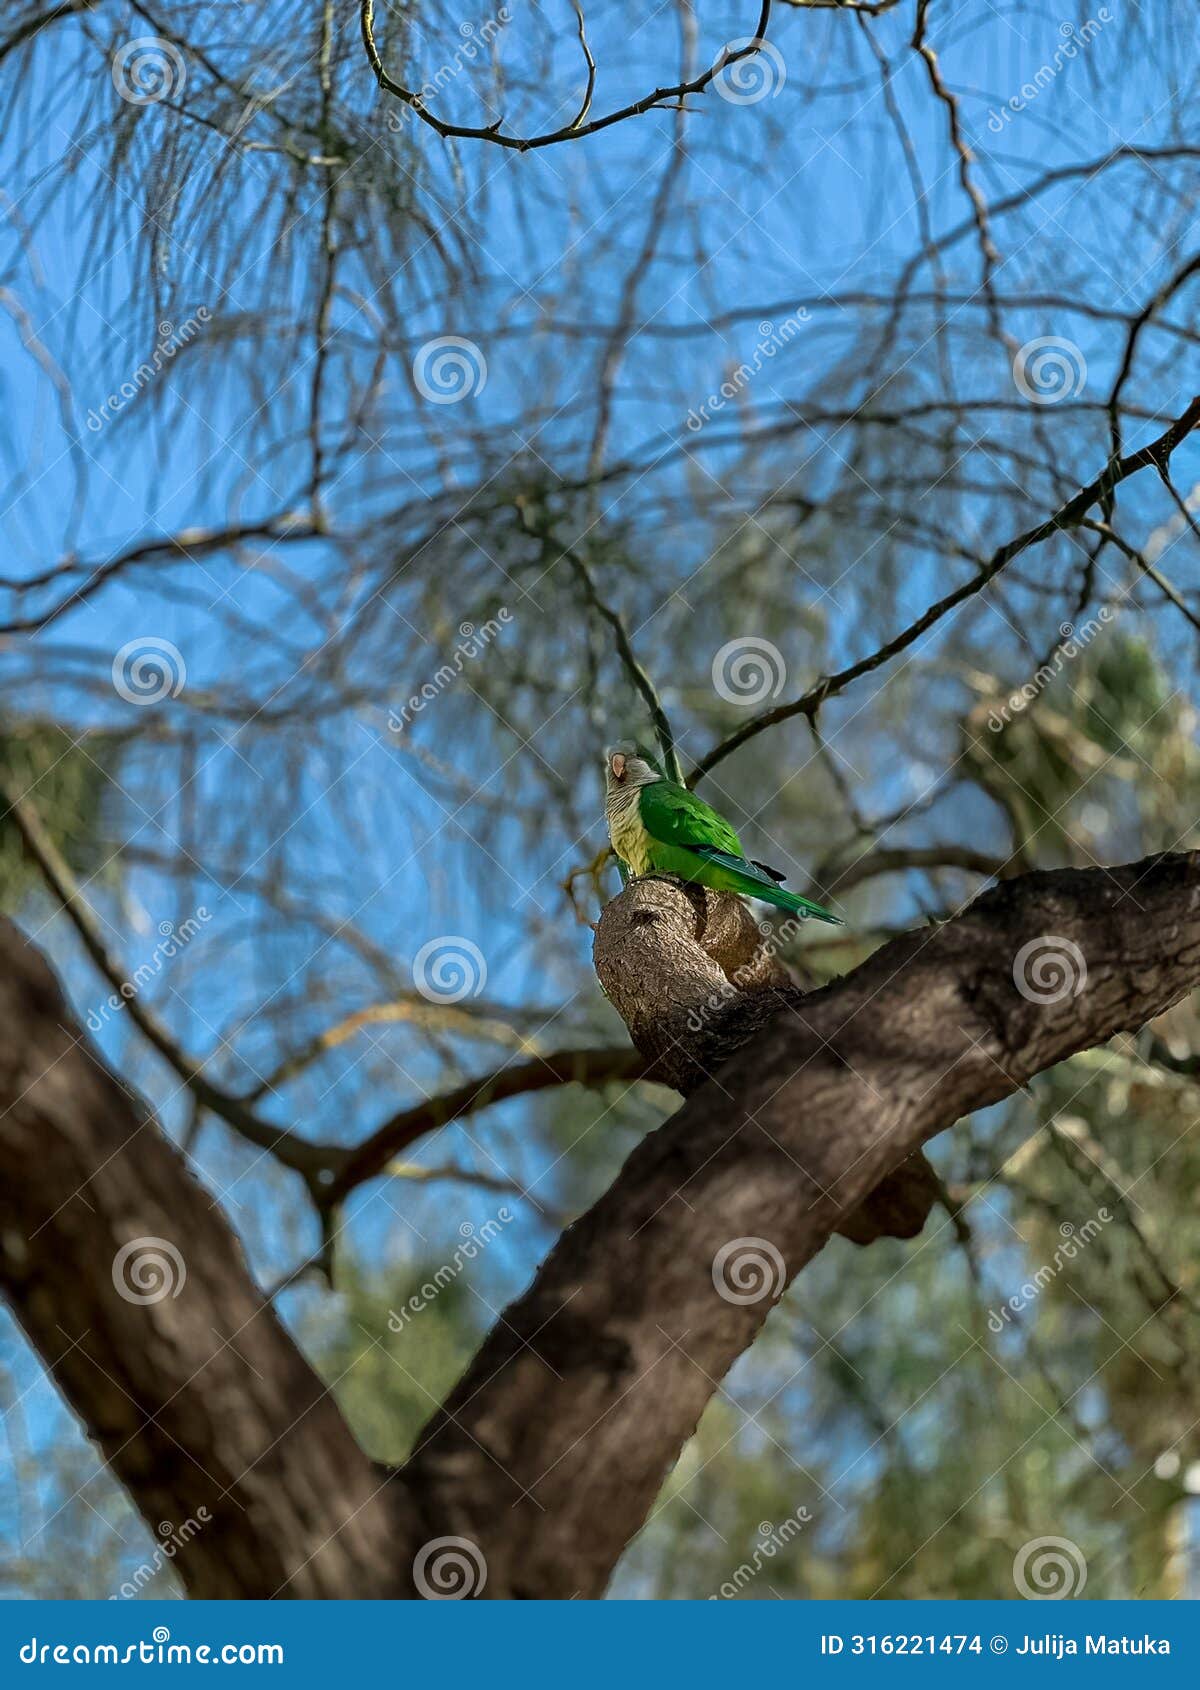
[609,751,626,782]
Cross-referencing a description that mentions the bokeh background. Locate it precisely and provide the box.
[3,0,1200,1597]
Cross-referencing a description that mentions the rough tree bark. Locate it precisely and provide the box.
[590,877,942,1245]
[1,852,1198,1597]
[0,922,410,1599]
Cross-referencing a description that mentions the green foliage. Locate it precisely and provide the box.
[968,629,1200,865]
[0,722,124,912]
[300,1259,487,1465]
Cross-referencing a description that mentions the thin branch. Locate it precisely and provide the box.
[3,778,654,1209]
[889,144,1200,307]
[0,0,89,66]
[244,996,553,1102]
[0,778,326,1182]
[0,512,321,636]
[1107,250,1200,462]
[516,500,683,782]
[566,0,597,131]
[910,0,1003,343]
[777,0,903,9]
[328,1045,648,1201]
[690,393,1200,784]
[360,0,771,152]
[1082,519,1200,638]
[813,843,1010,899]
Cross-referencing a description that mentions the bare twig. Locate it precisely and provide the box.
[360,0,771,151]
[516,501,683,782]
[690,394,1200,784]
[328,1044,648,1201]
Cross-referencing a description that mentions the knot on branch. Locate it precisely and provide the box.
[593,878,800,1093]
[592,877,938,1245]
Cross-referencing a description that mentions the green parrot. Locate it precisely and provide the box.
[603,742,843,924]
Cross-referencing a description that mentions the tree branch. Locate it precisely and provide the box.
[360,0,771,153]
[0,776,327,1185]
[690,393,1200,784]
[812,842,1013,898]
[4,778,638,1211]
[0,512,320,637]
[327,1045,647,1203]
[515,500,683,782]
[7,856,1200,1597]
[0,0,90,67]
[402,851,1200,1595]
[0,920,411,1598]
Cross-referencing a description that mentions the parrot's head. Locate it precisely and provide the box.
[604,741,664,794]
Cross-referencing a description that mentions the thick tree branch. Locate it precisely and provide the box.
[0,920,410,1598]
[6,857,1200,1598]
[403,852,1200,1596]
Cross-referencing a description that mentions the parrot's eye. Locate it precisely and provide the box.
[610,752,626,781]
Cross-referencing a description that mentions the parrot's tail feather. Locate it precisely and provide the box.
[683,844,844,925]
[755,882,844,926]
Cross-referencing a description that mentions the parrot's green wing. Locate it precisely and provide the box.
[638,780,744,857]
[638,779,843,924]
[639,782,784,897]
